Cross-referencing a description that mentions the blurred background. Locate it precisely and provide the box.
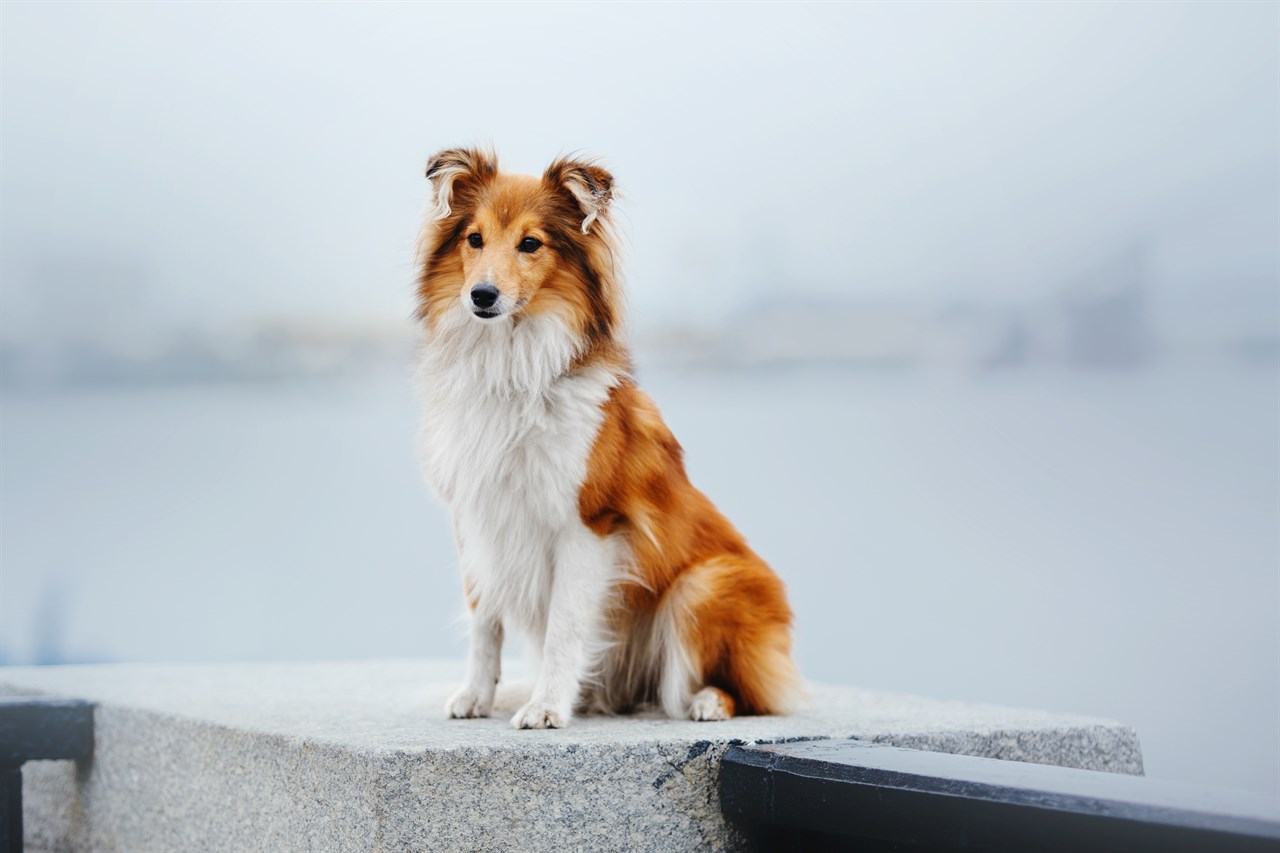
[1,1,1276,799]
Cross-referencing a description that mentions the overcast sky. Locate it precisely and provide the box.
[2,1,1276,344]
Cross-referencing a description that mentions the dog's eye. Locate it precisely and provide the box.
[518,237,542,254]
[467,233,483,249]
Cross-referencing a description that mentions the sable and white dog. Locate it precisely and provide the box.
[416,148,801,728]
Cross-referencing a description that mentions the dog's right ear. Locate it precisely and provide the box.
[425,147,497,220]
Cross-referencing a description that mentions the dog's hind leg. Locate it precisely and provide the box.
[657,556,803,720]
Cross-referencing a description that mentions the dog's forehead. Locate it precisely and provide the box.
[475,173,549,229]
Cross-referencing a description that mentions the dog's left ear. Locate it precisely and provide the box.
[544,157,614,234]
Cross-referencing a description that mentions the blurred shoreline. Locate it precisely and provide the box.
[3,287,1275,393]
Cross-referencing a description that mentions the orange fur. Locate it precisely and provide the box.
[581,382,801,715]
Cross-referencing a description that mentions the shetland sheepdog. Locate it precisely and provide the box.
[416,148,802,728]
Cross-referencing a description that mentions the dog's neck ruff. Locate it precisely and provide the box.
[420,309,589,400]
[416,307,622,515]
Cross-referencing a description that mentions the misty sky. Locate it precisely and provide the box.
[2,1,1276,345]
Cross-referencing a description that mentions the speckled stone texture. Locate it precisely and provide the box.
[2,660,1143,852]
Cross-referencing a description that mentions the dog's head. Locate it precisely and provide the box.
[417,148,619,345]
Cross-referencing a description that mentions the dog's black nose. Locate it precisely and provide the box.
[470,284,500,310]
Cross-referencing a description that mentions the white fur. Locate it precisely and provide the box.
[689,687,732,721]
[655,565,706,719]
[562,171,607,234]
[511,524,624,728]
[583,580,699,719]
[418,303,623,728]
[427,159,471,221]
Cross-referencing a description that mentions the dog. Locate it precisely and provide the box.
[415,148,802,728]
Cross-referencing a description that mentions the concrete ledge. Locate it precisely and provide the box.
[1,660,1143,852]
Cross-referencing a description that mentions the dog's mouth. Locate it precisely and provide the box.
[472,309,501,320]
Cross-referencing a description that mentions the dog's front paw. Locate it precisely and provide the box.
[445,685,493,719]
[511,700,570,729]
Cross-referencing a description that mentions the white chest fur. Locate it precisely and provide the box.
[416,312,619,633]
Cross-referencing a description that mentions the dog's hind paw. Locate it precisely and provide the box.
[689,686,735,721]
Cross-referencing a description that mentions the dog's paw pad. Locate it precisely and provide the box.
[445,686,493,719]
[511,701,569,729]
[689,687,734,721]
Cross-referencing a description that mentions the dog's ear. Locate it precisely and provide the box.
[544,156,614,235]
[425,147,497,220]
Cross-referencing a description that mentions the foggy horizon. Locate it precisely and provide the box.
[3,1,1276,353]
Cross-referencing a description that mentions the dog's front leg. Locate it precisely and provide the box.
[512,526,613,729]
[446,603,504,719]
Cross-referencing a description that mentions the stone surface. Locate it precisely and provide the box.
[1,659,1144,852]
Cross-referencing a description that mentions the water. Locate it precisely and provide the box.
[1,362,1276,798]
